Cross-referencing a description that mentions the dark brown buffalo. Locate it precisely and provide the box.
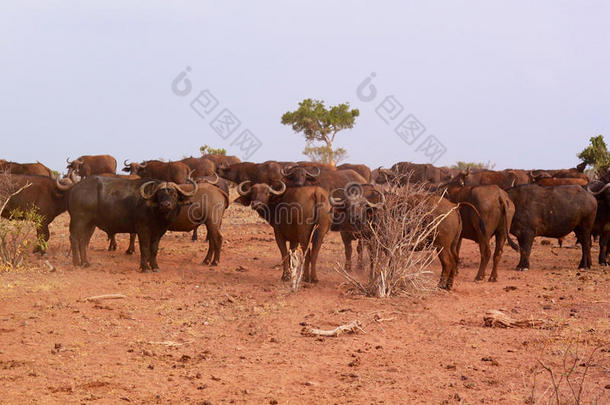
[453,169,517,189]
[201,154,241,169]
[236,181,331,283]
[503,169,532,186]
[1,174,75,251]
[536,177,588,186]
[68,176,198,271]
[336,164,371,182]
[123,160,192,184]
[0,161,54,177]
[585,181,610,265]
[115,181,229,266]
[332,189,462,290]
[180,157,216,179]
[374,162,442,185]
[507,184,597,270]
[443,183,518,282]
[66,155,117,178]
[217,161,283,187]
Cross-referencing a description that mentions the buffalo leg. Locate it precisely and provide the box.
[149,235,161,271]
[356,239,364,270]
[601,231,610,266]
[192,226,198,242]
[489,231,505,282]
[306,228,324,283]
[79,224,95,268]
[273,228,290,281]
[515,233,534,271]
[455,237,463,268]
[437,248,457,290]
[126,233,136,255]
[474,226,492,281]
[138,232,152,272]
[34,223,51,254]
[575,227,592,269]
[108,234,117,251]
[203,224,222,266]
[340,232,353,272]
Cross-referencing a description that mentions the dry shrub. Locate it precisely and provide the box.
[338,176,448,297]
[0,171,45,270]
[526,344,604,405]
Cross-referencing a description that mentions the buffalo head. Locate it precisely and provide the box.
[281,165,319,186]
[123,160,147,176]
[330,183,384,232]
[236,180,286,210]
[139,178,198,213]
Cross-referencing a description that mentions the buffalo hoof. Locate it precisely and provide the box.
[281,273,290,282]
[202,259,211,265]
[125,250,134,255]
[304,277,319,284]
[474,275,485,282]
[488,277,497,282]
[210,261,219,267]
[437,283,451,290]
[600,262,607,267]
[515,267,528,272]
[152,268,160,273]
[140,268,151,273]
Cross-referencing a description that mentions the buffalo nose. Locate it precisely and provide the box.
[160,201,172,210]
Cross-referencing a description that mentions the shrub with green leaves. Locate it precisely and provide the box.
[0,208,46,270]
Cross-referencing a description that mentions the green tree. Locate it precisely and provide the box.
[578,135,610,175]
[451,161,495,170]
[200,145,227,155]
[281,98,359,166]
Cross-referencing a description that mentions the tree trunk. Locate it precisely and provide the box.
[325,140,335,166]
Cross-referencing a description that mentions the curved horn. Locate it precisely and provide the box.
[139,161,147,168]
[280,165,294,177]
[66,157,72,164]
[587,182,610,196]
[55,176,73,191]
[139,181,159,199]
[172,177,199,197]
[123,159,130,167]
[203,172,219,185]
[329,188,345,206]
[365,189,385,208]
[306,166,320,178]
[237,180,252,196]
[268,181,286,195]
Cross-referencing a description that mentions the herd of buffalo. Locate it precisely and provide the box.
[1,154,608,290]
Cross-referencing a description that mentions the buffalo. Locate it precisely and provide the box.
[507,184,597,270]
[1,174,75,251]
[112,181,229,266]
[68,176,198,271]
[123,160,193,184]
[66,155,117,178]
[0,161,54,177]
[217,161,284,187]
[442,183,519,282]
[236,181,331,283]
[180,157,216,180]
[202,154,241,169]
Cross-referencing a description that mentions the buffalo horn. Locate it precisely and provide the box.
[237,180,252,196]
[268,181,286,195]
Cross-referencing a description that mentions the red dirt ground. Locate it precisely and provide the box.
[1,203,609,404]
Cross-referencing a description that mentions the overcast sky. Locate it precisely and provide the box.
[1,1,609,173]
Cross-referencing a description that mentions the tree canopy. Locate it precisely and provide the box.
[281,98,359,165]
[200,145,227,155]
[577,135,610,175]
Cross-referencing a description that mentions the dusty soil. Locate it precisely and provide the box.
[1,203,609,404]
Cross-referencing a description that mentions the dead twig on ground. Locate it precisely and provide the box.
[483,309,548,328]
[301,320,364,337]
[84,294,127,302]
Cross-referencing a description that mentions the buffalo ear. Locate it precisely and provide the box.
[122,167,131,173]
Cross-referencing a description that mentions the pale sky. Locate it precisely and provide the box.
[1,1,609,173]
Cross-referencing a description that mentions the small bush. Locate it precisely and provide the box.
[0,208,46,270]
[338,177,445,297]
